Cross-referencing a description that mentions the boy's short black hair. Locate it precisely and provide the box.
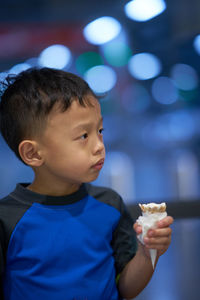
[0,67,97,162]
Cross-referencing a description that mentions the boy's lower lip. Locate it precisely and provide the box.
[92,162,104,170]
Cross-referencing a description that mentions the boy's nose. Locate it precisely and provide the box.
[93,138,105,155]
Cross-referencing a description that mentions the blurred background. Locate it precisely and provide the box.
[0,0,200,299]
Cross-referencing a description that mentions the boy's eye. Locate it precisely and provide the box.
[80,133,88,140]
[99,128,104,135]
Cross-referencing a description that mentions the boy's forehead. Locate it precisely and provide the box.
[69,96,101,119]
[46,95,101,127]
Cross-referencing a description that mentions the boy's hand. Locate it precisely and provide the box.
[133,216,174,257]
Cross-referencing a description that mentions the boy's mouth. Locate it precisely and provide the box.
[92,158,105,170]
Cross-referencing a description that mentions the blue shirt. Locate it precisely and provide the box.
[0,183,137,300]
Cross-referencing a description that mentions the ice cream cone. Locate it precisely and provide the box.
[136,202,167,269]
[149,249,157,269]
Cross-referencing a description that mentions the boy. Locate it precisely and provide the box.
[0,68,173,300]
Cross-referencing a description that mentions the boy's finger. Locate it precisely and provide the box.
[157,216,174,228]
[144,237,171,250]
[147,227,172,238]
[133,223,142,234]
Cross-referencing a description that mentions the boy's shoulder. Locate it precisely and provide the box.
[85,183,125,213]
[0,188,31,238]
[0,189,30,212]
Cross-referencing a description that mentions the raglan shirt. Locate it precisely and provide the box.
[0,183,137,300]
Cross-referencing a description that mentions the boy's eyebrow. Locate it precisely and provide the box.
[72,116,103,132]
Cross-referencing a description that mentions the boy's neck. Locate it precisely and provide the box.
[27,180,81,197]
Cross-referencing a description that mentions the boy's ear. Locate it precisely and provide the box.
[18,140,44,167]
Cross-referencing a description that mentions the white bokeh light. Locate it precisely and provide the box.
[124,0,166,22]
[83,17,121,45]
[38,44,71,69]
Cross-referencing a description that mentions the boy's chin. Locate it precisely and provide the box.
[83,173,101,183]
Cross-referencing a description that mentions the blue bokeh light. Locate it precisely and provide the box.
[193,34,200,55]
[84,65,117,94]
[121,83,151,113]
[142,110,195,149]
[9,63,31,75]
[152,76,178,104]
[128,52,161,80]
[170,63,198,91]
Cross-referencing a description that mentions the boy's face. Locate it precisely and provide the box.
[37,95,105,190]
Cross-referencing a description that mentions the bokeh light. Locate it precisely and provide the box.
[142,110,195,149]
[75,52,104,75]
[170,63,198,91]
[193,34,200,55]
[128,52,161,80]
[102,41,132,67]
[9,63,31,75]
[156,111,195,141]
[25,57,38,68]
[84,65,117,94]
[124,0,166,22]
[152,76,178,104]
[83,16,122,45]
[38,44,71,69]
[121,83,151,113]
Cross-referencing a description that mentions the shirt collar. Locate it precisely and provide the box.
[10,183,88,206]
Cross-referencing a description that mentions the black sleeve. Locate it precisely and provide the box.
[111,198,138,275]
[0,195,32,300]
[0,221,5,299]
